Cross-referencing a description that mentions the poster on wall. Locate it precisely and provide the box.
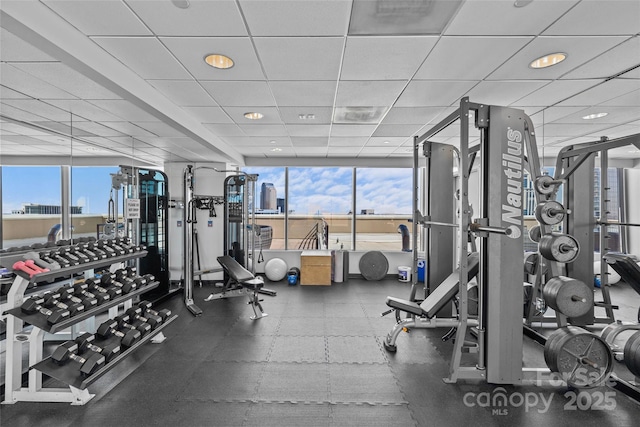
[126,198,140,219]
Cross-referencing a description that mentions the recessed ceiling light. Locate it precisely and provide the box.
[204,54,234,69]
[244,112,263,120]
[84,147,103,152]
[298,114,315,120]
[269,140,276,144]
[270,147,282,152]
[171,0,190,9]
[383,141,390,144]
[582,112,608,120]
[529,52,567,69]
[514,0,533,7]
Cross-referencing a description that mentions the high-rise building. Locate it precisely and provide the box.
[277,198,285,214]
[261,183,277,210]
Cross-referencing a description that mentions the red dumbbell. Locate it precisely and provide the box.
[13,261,49,278]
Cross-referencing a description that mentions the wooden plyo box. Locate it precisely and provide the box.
[300,250,332,286]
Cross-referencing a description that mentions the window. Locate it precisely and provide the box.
[355,168,413,251]
[2,166,62,249]
[243,167,286,250]
[71,166,120,241]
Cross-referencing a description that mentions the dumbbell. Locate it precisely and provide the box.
[44,250,71,268]
[101,273,135,294]
[111,238,133,254]
[78,241,106,260]
[70,246,91,263]
[75,244,99,262]
[97,319,141,348]
[23,251,60,271]
[43,292,85,316]
[138,300,171,322]
[59,285,98,310]
[21,297,70,324]
[51,341,105,377]
[89,240,113,258]
[74,282,110,305]
[55,247,81,265]
[115,314,151,336]
[75,332,120,363]
[85,277,122,299]
[12,260,48,278]
[102,239,125,256]
[125,307,162,330]
[95,239,118,257]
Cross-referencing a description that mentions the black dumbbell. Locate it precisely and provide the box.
[75,332,120,363]
[115,314,151,336]
[89,240,113,258]
[70,246,91,263]
[103,239,125,256]
[125,307,162,330]
[79,242,106,260]
[45,250,71,268]
[138,300,171,322]
[85,277,122,299]
[74,282,110,305]
[59,285,98,310]
[43,292,84,316]
[56,247,82,265]
[20,297,70,324]
[97,319,141,348]
[75,244,99,262]
[101,273,135,294]
[51,341,105,377]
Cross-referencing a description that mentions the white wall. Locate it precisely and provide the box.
[624,168,640,256]
[165,161,228,282]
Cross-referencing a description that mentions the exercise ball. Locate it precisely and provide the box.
[594,260,621,285]
[265,258,288,281]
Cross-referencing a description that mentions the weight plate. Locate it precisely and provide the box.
[543,276,593,318]
[528,225,542,243]
[524,252,539,275]
[534,175,557,195]
[534,201,565,226]
[623,332,640,377]
[359,251,389,281]
[539,234,580,263]
[545,326,613,388]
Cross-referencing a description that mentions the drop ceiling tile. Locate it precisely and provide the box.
[279,107,333,124]
[136,121,185,137]
[536,122,614,137]
[237,124,288,137]
[181,106,233,124]
[224,106,283,124]
[562,36,640,79]
[202,124,246,137]
[44,99,123,121]
[71,121,126,137]
[92,37,190,80]
[487,36,627,80]
[0,122,53,136]
[201,81,275,107]
[3,100,72,121]
[557,79,640,107]
[445,0,578,36]
[544,1,640,36]
[0,86,29,99]
[327,146,362,155]
[161,37,265,81]
[221,136,271,146]
[254,37,343,80]
[381,107,445,125]
[551,106,640,125]
[372,124,423,138]
[330,125,377,137]
[0,103,50,122]
[11,62,121,100]
[147,80,215,107]
[0,28,57,61]
[0,64,77,100]
[270,81,337,107]
[98,121,157,137]
[286,125,331,137]
[512,80,597,106]
[291,137,328,147]
[395,81,477,107]
[293,146,328,156]
[126,0,246,36]
[335,80,406,107]
[328,137,369,146]
[464,81,548,106]
[341,36,437,80]
[527,106,587,125]
[366,137,408,147]
[600,89,640,107]
[358,146,397,154]
[43,0,151,36]
[415,36,533,80]
[349,0,463,36]
[240,0,350,36]
[87,100,159,121]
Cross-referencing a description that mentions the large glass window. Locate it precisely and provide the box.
[2,166,62,249]
[287,167,352,250]
[71,166,120,241]
[243,167,286,250]
[355,168,413,251]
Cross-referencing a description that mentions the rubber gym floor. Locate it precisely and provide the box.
[2,278,639,427]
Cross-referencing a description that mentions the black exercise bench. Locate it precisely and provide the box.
[604,253,640,321]
[204,255,274,320]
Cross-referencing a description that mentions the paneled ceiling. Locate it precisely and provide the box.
[0,0,639,167]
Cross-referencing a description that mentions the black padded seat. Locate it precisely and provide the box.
[385,253,480,318]
[604,253,640,295]
[217,255,264,289]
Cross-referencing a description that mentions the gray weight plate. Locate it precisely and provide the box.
[524,252,539,275]
[543,276,593,318]
[623,332,640,377]
[528,225,542,243]
[534,201,565,226]
[359,251,389,281]
[534,175,556,195]
[539,234,580,263]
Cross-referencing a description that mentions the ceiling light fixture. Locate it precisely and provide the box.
[582,112,608,120]
[270,147,282,152]
[171,0,190,9]
[204,54,234,69]
[244,112,263,120]
[85,147,103,152]
[269,140,276,144]
[298,114,316,120]
[529,52,567,69]
[514,0,533,7]
[383,141,390,144]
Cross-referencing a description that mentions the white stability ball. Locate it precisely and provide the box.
[265,258,288,281]
[593,260,621,285]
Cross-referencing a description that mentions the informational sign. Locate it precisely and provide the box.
[208,220,213,227]
[125,198,140,219]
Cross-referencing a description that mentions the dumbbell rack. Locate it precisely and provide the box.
[2,250,167,405]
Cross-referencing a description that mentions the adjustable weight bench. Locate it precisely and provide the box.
[204,255,274,320]
[604,253,640,322]
[383,253,480,352]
